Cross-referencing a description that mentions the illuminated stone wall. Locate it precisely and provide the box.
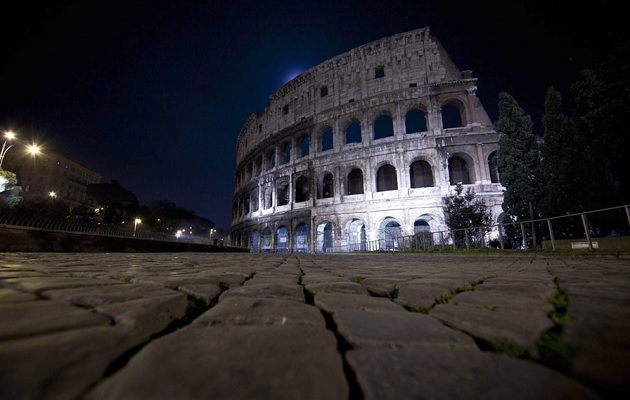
[231,27,504,252]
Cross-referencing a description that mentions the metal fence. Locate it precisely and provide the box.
[326,204,630,253]
[0,211,212,244]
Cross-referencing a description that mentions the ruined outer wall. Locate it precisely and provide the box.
[230,27,504,252]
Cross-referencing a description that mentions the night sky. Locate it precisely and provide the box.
[0,0,622,230]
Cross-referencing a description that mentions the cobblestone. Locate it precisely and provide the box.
[0,252,629,399]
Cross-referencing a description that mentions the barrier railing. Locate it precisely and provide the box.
[0,211,212,244]
[324,204,630,253]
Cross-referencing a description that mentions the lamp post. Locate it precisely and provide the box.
[133,218,142,237]
[0,131,16,169]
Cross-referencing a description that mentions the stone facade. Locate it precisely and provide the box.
[230,27,503,252]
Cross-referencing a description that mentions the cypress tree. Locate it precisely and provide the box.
[540,87,584,215]
[495,92,543,221]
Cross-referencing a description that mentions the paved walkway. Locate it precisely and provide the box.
[0,252,628,400]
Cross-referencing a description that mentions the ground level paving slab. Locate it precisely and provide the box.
[0,252,628,399]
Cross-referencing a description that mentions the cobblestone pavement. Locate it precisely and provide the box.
[1,252,629,400]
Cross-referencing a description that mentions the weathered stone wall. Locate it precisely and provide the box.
[231,27,504,253]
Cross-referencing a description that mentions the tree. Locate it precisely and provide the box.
[495,92,543,247]
[0,170,22,209]
[570,42,630,208]
[540,87,586,216]
[443,183,493,248]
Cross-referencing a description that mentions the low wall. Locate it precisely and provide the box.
[0,226,246,253]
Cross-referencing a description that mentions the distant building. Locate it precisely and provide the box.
[4,150,102,210]
[231,27,504,253]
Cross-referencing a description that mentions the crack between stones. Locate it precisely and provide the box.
[299,269,363,400]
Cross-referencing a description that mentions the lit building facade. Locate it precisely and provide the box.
[230,27,503,252]
[5,150,102,210]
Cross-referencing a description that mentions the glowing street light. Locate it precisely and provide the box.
[133,218,142,237]
[49,191,57,199]
[27,144,41,156]
[0,131,16,169]
[0,131,42,170]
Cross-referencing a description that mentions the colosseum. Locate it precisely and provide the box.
[230,27,504,252]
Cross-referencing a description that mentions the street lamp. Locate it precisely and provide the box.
[0,131,16,169]
[49,191,57,199]
[133,218,142,237]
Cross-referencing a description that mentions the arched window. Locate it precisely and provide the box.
[276,226,289,253]
[322,173,334,198]
[374,114,394,139]
[449,156,471,184]
[242,195,250,214]
[282,142,291,164]
[263,186,273,209]
[266,149,275,170]
[295,223,309,253]
[405,109,427,134]
[441,103,462,129]
[300,135,310,157]
[251,188,259,212]
[410,160,434,188]
[262,227,272,252]
[295,176,310,203]
[414,219,430,233]
[347,169,364,195]
[380,219,401,250]
[376,164,397,191]
[488,152,500,183]
[277,181,289,206]
[321,127,333,151]
[346,121,361,144]
[251,230,259,252]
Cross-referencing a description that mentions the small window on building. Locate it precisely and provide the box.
[320,86,328,97]
[409,83,417,88]
[283,105,289,115]
[375,66,385,79]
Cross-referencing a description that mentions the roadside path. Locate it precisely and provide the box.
[1,252,628,399]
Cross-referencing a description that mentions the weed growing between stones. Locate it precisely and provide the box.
[535,283,577,372]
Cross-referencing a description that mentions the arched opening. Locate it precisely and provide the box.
[488,151,500,183]
[347,219,366,251]
[321,127,333,151]
[448,156,471,184]
[295,223,309,253]
[405,109,427,134]
[263,186,273,209]
[300,135,310,157]
[322,173,334,198]
[295,176,310,203]
[262,227,272,252]
[316,221,334,253]
[379,218,401,250]
[251,230,259,252]
[276,226,289,253]
[441,103,463,129]
[374,114,394,140]
[277,181,289,206]
[345,120,362,144]
[251,188,259,212]
[410,160,434,188]
[347,168,364,195]
[376,164,397,191]
[265,149,276,170]
[282,142,291,164]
